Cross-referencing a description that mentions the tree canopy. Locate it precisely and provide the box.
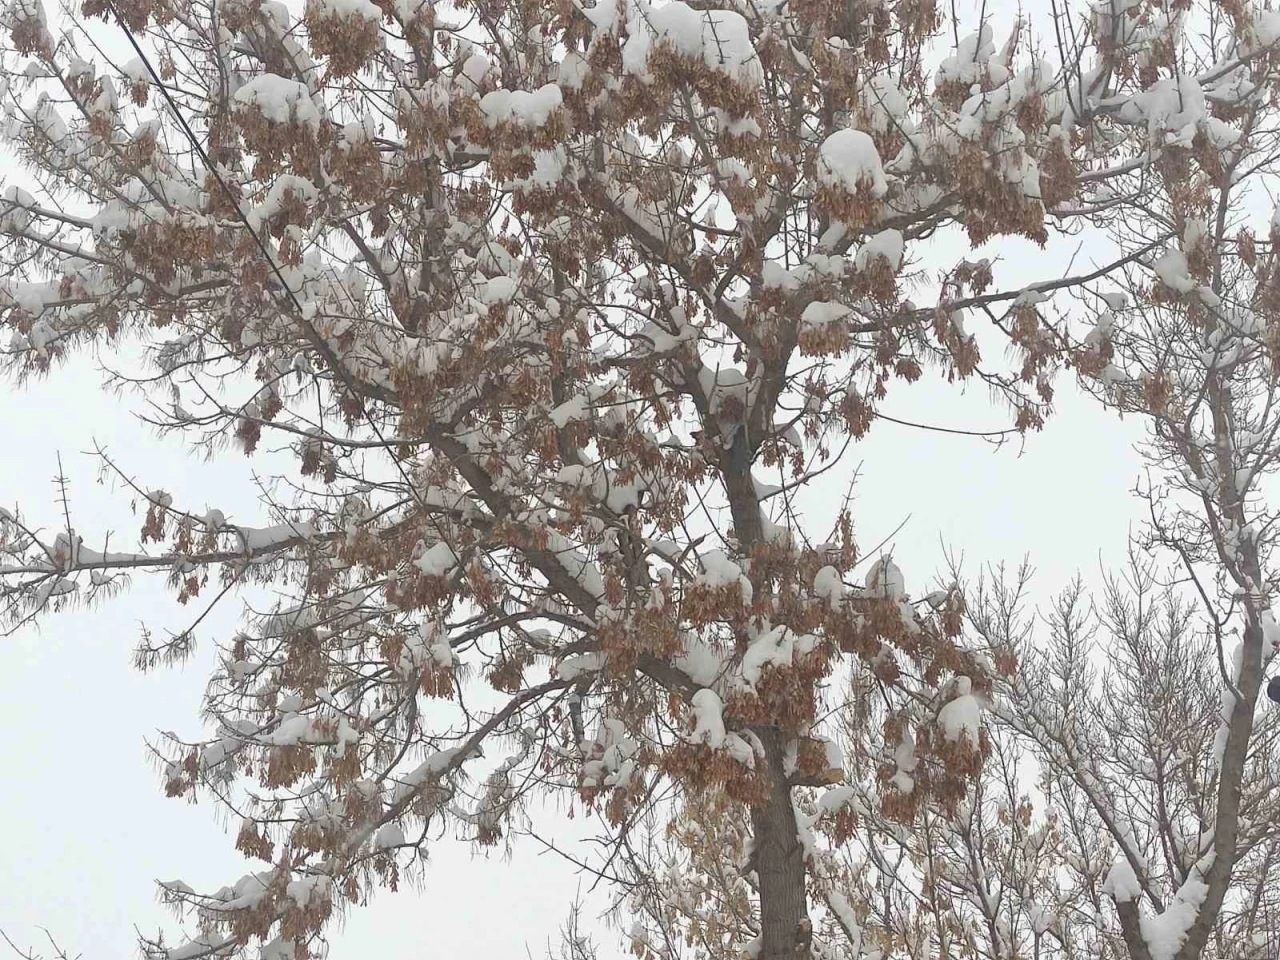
[6,0,1280,958]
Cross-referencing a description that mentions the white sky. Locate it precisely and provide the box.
[0,1,1148,956]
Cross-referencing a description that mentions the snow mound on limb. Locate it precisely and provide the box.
[817,128,887,198]
[622,1,763,89]
[938,676,982,743]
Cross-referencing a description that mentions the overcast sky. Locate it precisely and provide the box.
[0,1,1149,957]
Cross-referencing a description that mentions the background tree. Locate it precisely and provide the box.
[0,0,1266,959]
[844,561,1280,960]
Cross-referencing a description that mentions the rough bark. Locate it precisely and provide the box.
[1175,618,1262,960]
[1114,898,1155,960]
[722,424,809,958]
[751,725,809,960]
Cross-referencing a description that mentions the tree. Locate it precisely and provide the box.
[1009,2,1280,954]
[828,560,1280,960]
[755,4,1280,957]
[1,0,1275,958]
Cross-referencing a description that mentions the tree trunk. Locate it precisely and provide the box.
[721,398,809,958]
[750,726,808,959]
